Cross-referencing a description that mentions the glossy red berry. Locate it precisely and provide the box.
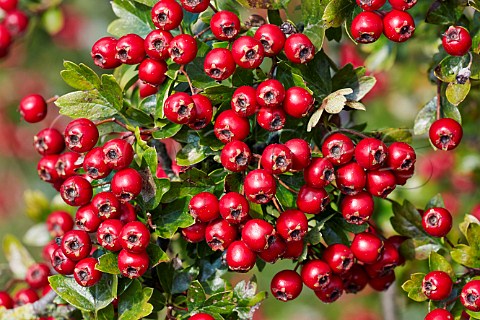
[189,192,219,222]
[37,155,60,183]
[75,204,102,232]
[214,110,250,143]
[103,138,134,170]
[61,230,92,261]
[383,10,415,42]
[204,48,236,81]
[395,165,415,185]
[116,33,145,64]
[387,142,416,171]
[51,247,76,275]
[210,11,241,41]
[258,235,286,263]
[461,280,480,312]
[342,263,369,293]
[231,86,258,117]
[323,243,354,274]
[355,138,388,170]
[92,192,121,220]
[351,232,384,264]
[0,0,17,12]
[151,0,183,31]
[369,270,396,291]
[118,249,149,279]
[219,192,249,224]
[322,133,355,166]
[261,144,293,174]
[119,202,137,224]
[296,185,330,215]
[60,176,93,206]
[271,270,303,302]
[83,147,112,179]
[429,118,463,151]
[284,33,314,64]
[284,138,311,172]
[34,128,65,156]
[283,86,314,118]
[13,288,39,307]
[46,211,74,237]
[232,36,265,69]
[42,239,59,263]
[180,0,209,12]
[25,263,50,289]
[220,140,251,172]
[314,275,344,303]
[188,94,214,130]
[254,24,286,57]
[276,209,308,242]
[120,221,150,253]
[442,26,471,56]
[144,29,173,61]
[169,34,197,65]
[422,207,452,237]
[301,259,332,290]
[205,219,237,251]
[244,169,276,204]
[364,241,401,277]
[336,162,366,195]
[111,168,143,202]
[225,240,257,272]
[189,313,215,320]
[351,12,383,44]
[366,170,397,198]
[0,291,13,309]
[283,240,305,260]
[139,58,168,86]
[241,219,276,252]
[356,0,385,11]
[181,221,207,243]
[422,271,453,301]
[424,309,453,320]
[0,24,10,58]
[164,92,196,124]
[389,0,417,11]
[340,191,375,224]
[256,79,285,109]
[304,157,335,189]
[64,118,99,153]
[55,151,82,179]
[74,257,102,287]
[91,37,121,69]
[257,107,286,131]
[19,94,47,123]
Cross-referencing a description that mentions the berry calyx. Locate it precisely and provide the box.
[261,143,293,174]
[336,162,366,195]
[354,138,388,170]
[60,176,93,207]
[429,118,463,151]
[92,191,121,220]
[168,34,198,65]
[322,243,354,274]
[271,270,303,302]
[116,33,146,64]
[387,142,416,171]
[322,133,355,166]
[340,191,375,225]
[91,37,121,69]
[314,275,344,303]
[422,207,452,237]
[257,107,286,131]
[55,152,83,179]
[46,210,74,237]
[61,229,92,261]
[231,36,265,69]
[285,138,312,172]
[83,147,112,180]
[189,94,214,130]
[120,221,151,253]
[301,259,332,290]
[219,192,250,224]
[284,33,315,64]
[356,0,386,11]
[304,157,335,189]
[220,140,251,172]
[256,79,285,109]
[103,138,134,170]
[51,247,76,275]
[389,0,417,10]
[180,0,210,12]
[205,219,238,251]
[296,185,330,215]
[366,170,397,198]
[37,155,60,183]
[231,86,258,117]
[164,92,196,124]
[75,204,102,233]
[25,263,50,289]
[144,30,173,61]
[254,24,286,57]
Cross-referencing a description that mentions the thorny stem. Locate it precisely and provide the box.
[180,65,196,94]
[274,176,299,194]
[436,79,441,121]
[194,26,211,39]
[268,56,278,79]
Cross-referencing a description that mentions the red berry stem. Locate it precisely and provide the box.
[194,26,211,39]
[272,196,283,213]
[325,128,369,140]
[179,65,196,94]
[274,175,299,194]
[146,212,157,230]
[46,95,59,104]
[95,117,129,129]
[444,236,454,248]
[267,56,278,79]
[436,79,441,120]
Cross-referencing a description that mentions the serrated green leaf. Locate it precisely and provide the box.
[60,61,101,91]
[451,244,480,268]
[390,200,434,241]
[302,0,328,51]
[429,252,455,279]
[459,214,480,238]
[187,281,207,311]
[413,97,437,135]
[154,198,195,238]
[374,128,412,143]
[426,194,445,210]
[56,91,118,120]
[146,243,169,267]
[401,273,428,302]
[133,0,157,5]
[97,253,121,275]
[172,266,200,294]
[322,0,356,28]
[426,0,465,25]
[3,234,35,279]
[108,0,153,38]
[275,182,296,209]
[446,80,470,106]
[118,279,154,320]
[162,169,216,203]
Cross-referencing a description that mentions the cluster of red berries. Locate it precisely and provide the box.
[0,0,29,58]
[351,0,416,43]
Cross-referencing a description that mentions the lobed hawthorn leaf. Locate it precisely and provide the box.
[172,266,200,295]
[108,0,153,38]
[459,214,480,238]
[373,128,412,144]
[61,61,101,91]
[322,0,356,28]
[146,243,169,267]
[401,273,428,302]
[302,0,328,51]
[425,0,465,25]
[202,291,236,314]
[118,279,154,320]
[162,169,215,203]
[429,251,455,279]
[451,224,480,268]
[154,198,195,238]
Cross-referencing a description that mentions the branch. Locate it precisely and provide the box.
[381,283,400,320]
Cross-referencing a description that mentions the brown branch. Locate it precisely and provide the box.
[194,26,211,39]
[180,65,195,94]
[275,176,299,194]
[209,3,218,13]
[436,79,441,121]
[272,197,283,213]
[46,95,59,104]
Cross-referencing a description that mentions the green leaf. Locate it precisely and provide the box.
[97,253,121,275]
[275,182,296,209]
[152,123,183,139]
[232,68,255,87]
[146,243,169,267]
[233,277,266,319]
[186,58,219,89]
[101,74,124,111]
[23,190,51,222]
[133,0,157,5]
[434,54,480,82]
[459,214,480,238]
[202,291,235,314]
[235,0,291,9]
[451,244,480,268]
[162,169,216,203]
[172,266,200,294]
[108,0,153,38]
[155,78,175,120]
[307,108,324,132]
[322,0,356,28]
[153,198,195,238]
[118,279,154,320]
[413,96,462,136]
[22,223,50,247]
[390,201,429,240]
[187,281,207,311]
[177,142,209,166]
[374,128,412,143]
[302,0,328,51]
[97,303,115,320]
[446,80,471,106]
[41,7,64,35]
[3,234,35,279]
[60,61,101,91]
[425,194,445,210]
[425,0,465,25]
[429,252,455,279]
[401,273,427,302]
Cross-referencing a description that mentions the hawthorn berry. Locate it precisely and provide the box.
[389,0,417,10]
[442,26,471,56]
[351,232,384,264]
[5,10,28,36]
[395,165,415,185]
[138,58,168,86]
[205,219,238,251]
[37,155,60,183]
[231,86,258,117]
[261,143,293,174]
[364,241,401,277]
[92,192,121,220]
[189,192,220,222]
[64,118,99,153]
[164,92,196,124]
[144,29,173,61]
[91,37,121,69]
[180,0,210,12]
[355,138,388,170]
[103,138,134,170]
[189,314,215,320]
[284,138,312,171]
[51,247,76,275]
[460,280,480,312]
[351,12,383,44]
[214,110,250,143]
[340,191,375,224]
[61,229,92,261]
[322,133,355,166]
[13,289,39,307]
[118,249,150,279]
[241,219,276,252]
[169,34,198,65]
[256,79,285,109]
[0,0,17,12]
[151,0,183,31]
[336,162,366,195]
[314,275,344,303]
[42,239,59,262]
[283,86,314,118]
[366,170,397,198]
[119,202,137,224]
[232,36,265,69]
[83,147,112,179]
[120,221,150,253]
[60,176,93,206]
[19,94,47,123]
[342,264,369,293]
[387,142,416,171]
[258,235,286,263]
[296,185,330,215]
[356,0,386,11]
[424,309,453,320]
[204,48,236,81]
[111,168,143,202]
[74,257,102,287]
[189,94,214,130]
[210,10,241,41]
[276,209,308,242]
[46,210,74,237]
[25,263,50,289]
[284,33,315,64]
[283,240,305,260]
[257,107,286,131]
[271,270,303,302]
[254,24,286,57]
[116,33,146,64]
[34,128,65,155]
[219,192,250,224]
[225,240,257,272]
[303,157,335,189]
[429,118,463,151]
[75,204,102,233]
[422,207,452,237]
[139,81,158,98]
[181,221,207,243]
[220,140,251,172]
[383,10,415,43]
[0,24,11,57]
[422,271,453,301]
[0,291,13,309]
[301,259,332,291]
[244,169,277,204]
[55,151,82,179]
[322,243,354,274]
[369,270,396,291]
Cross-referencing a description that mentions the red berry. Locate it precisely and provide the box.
[188,94,214,130]
[314,275,344,303]
[395,165,415,185]
[25,263,50,289]
[34,128,65,156]
[442,26,472,56]
[422,207,452,237]
[0,24,11,57]
[241,219,276,252]
[180,0,209,12]
[422,271,453,301]
[19,94,47,123]
[301,259,332,290]
[120,221,150,253]
[369,270,396,291]
[204,48,236,81]
[258,235,286,263]
[364,242,401,277]
[285,138,312,172]
[83,147,112,179]
[0,0,17,12]
[164,92,196,124]
[214,110,250,143]
[210,11,240,41]
[219,192,250,224]
[336,162,366,195]
[322,133,355,166]
[51,247,76,275]
[244,169,277,204]
[231,86,258,117]
[261,143,293,174]
[205,219,238,251]
[75,204,102,233]
[351,232,384,264]
[340,191,375,224]
[46,211,74,237]
[111,168,143,203]
[13,288,39,307]
[92,192,121,220]
[271,270,303,302]
[181,221,207,243]
[276,209,308,242]
[189,313,215,320]
[118,249,149,279]
[55,151,83,179]
[169,34,197,65]
[342,263,369,293]
[460,280,480,312]
[296,185,330,215]
[356,0,386,11]
[74,257,102,287]
[424,309,453,320]
[429,118,463,151]
[116,33,146,64]
[322,243,354,274]
[144,29,173,61]
[151,0,183,31]
[91,37,121,69]
[383,10,415,43]
[304,157,335,189]
[225,240,257,272]
[283,240,305,259]
[60,176,93,206]
[284,33,314,64]
[61,229,92,262]
[220,140,251,172]
[119,202,137,224]
[366,170,397,198]
[283,86,314,118]
[387,142,416,171]
[139,58,168,86]
[0,291,13,309]
[389,0,417,11]
[103,138,134,170]
[189,192,219,222]
[254,24,286,57]
[256,79,285,109]
[351,12,383,44]
[231,36,265,69]
[64,118,99,153]
[257,107,286,131]
[42,240,59,263]
[37,155,60,183]
[355,138,388,170]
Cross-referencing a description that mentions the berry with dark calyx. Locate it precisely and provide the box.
[258,235,286,263]
[422,271,453,301]
[256,79,285,109]
[395,165,415,185]
[254,24,286,57]
[276,209,308,242]
[3,11,26,36]
[422,207,452,237]
[356,0,386,11]
[232,36,265,69]
[97,219,124,251]
[19,94,47,123]
[241,219,276,252]
[55,151,82,179]
[429,118,463,151]
[225,240,257,272]
[210,11,241,41]
[214,110,250,143]
[342,264,369,293]
[314,275,344,303]
[244,169,277,204]
[92,191,121,220]
[46,211,74,237]
[205,219,238,251]
[61,229,92,261]
[322,243,354,274]
[204,48,236,81]
[341,191,375,225]
[355,138,388,170]
[257,107,286,131]
[188,94,214,130]
[189,313,215,320]
[0,0,17,12]
[51,247,76,275]
[37,155,60,183]
[151,0,183,31]
[231,86,258,117]
[60,176,93,206]
[424,309,453,320]
[116,33,146,64]
[180,0,209,12]
[111,168,143,203]
[120,221,151,253]
[283,240,304,260]
[364,241,401,278]
[64,118,99,153]
[219,192,250,224]
[119,202,137,224]
[83,147,112,180]
[25,263,50,289]
[13,289,39,307]
[304,157,335,189]
[389,0,417,11]
[164,92,196,124]
[336,162,366,195]
[34,128,65,156]
[91,37,121,69]
[139,58,168,86]
[322,133,355,166]
[351,12,383,44]
[369,270,396,291]
[220,140,251,172]
[73,258,103,288]
[42,240,59,262]
[261,143,293,174]
[283,87,314,118]
[387,142,416,171]
[75,204,102,232]
[366,170,397,198]
[285,138,311,172]
[103,138,134,170]
[271,270,303,302]
[284,33,315,64]
[460,280,480,312]
[383,10,415,43]
[144,29,173,61]
[118,249,150,279]
[189,192,219,222]
[0,291,13,309]
[296,185,330,215]
[169,34,197,65]
[301,259,332,290]
[351,232,384,264]
[181,221,207,243]
[442,26,471,56]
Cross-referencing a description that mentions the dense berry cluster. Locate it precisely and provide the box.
[0,0,29,58]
